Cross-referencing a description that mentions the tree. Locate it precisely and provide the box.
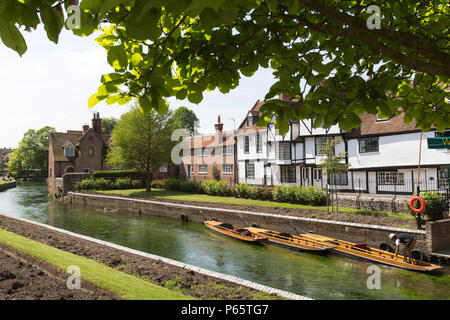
[7,126,55,173]
[2,1,449,134]
[171,106,199,137]
[101,117,118,135]
[317,138,349,213]
[107,104,176,191]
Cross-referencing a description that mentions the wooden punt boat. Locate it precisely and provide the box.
[203,221,267,244]
[301,233,442,272]
[246,227,335,253]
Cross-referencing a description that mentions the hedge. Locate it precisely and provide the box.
[91,170,145,179]
[407,191,444,221]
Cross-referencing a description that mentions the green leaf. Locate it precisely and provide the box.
[107,45,128,71]
[88,93,107,108]
[187,90,203,104]
[131,52,143,66]
[39,4,63,43]
[0,24,27,56]
[138,96,152,113]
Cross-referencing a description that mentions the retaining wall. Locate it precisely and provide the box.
[69,192,429,255]
[426,219,450,254]
[334,194,410,213]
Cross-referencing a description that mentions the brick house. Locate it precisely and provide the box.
[48,113,110,191]
[182,116,237,184]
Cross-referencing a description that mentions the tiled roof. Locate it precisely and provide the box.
[50,130,110,162]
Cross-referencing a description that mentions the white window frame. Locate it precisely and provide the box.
[198,165,208,173]
[159,164,168,173]
[222,164,233,174]
[223,145,233,155]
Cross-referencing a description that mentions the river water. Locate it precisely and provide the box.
[0,184,449,300]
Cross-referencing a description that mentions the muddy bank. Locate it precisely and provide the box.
[0,215,281,300]
[0,242,119,300]
[90,192,416,229]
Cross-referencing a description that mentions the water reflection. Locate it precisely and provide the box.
[0,184,449,300]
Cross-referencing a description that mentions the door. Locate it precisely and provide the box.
[187,165,191,180]
[313,168,322,187]
[302,167,310,186]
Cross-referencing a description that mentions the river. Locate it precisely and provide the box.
[0,183,449,300]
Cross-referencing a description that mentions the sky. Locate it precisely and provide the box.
[0,26,276,148]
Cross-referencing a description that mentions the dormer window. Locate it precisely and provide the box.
[64,142,75,158]
[247,113,254,126]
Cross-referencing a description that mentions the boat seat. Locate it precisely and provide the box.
[353,243,368,250]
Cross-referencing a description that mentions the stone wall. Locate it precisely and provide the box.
[334,194,410,213]
[0,182,16,192]
[58,173,91,196]
[69,192,429,255]
[426,219,450,253]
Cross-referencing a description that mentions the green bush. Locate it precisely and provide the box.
[91,170,145,179]
[273,185,326,205]
[162,178,181,191]
[77,178,112,191]
[179,180,195,193]
[201,179,231,196]
[235,183,256,199]
[151,180,164,189]
[114,178,133,190]
[408,192,444,221]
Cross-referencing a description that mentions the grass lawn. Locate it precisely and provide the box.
[0,228,193,300]
[100,188,413,220]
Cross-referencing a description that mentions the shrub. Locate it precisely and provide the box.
[114,178,133,190]
[201,179,231,196]
[273,185,326,205]
[77,178,112,191]
[179,180,195,193]
[162,178,181,191]
[408,191,444,221]
[151,180,164,189]
[273,185,296,202]
[302,186,326,206]
[254,186,274,201]
[91,170,145,179]
[235,183,256,199]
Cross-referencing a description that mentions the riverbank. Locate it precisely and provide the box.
[0,240,119,300]
[0,213,305,300]
[97,189,416,229]
[0,181,16,192]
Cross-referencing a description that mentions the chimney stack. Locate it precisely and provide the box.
[82,124,89,134]
[215,115,223,145]
[92,112,102,135]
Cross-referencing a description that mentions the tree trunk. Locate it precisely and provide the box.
[145,168,153,192]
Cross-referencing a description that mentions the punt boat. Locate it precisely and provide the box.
[301,233,442,272]
[246,227,335,253]
[203,221,267,244]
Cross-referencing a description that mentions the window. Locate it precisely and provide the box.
[359,138,379,153]
[256,134,262,153]
[281,166,296,183]
[244,136,249,154]
[328,172,348,185]
[313,168,322,180]
[377,172,404,185]
[223,145,233,155]
[159,164,168,173]
[198,165,208,173]
[88,147,94,156]
[315,137,333,155]
[245,162,255,179]
[223,164,233,174]
[302,167,309,180]
[64,142,75,158]
[203,148,211,157]
[278,142,290,160]
[195,148,203,156]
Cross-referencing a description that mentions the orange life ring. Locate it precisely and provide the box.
[410,197,425,214]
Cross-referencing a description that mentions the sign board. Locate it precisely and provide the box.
[427,137,450,149]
